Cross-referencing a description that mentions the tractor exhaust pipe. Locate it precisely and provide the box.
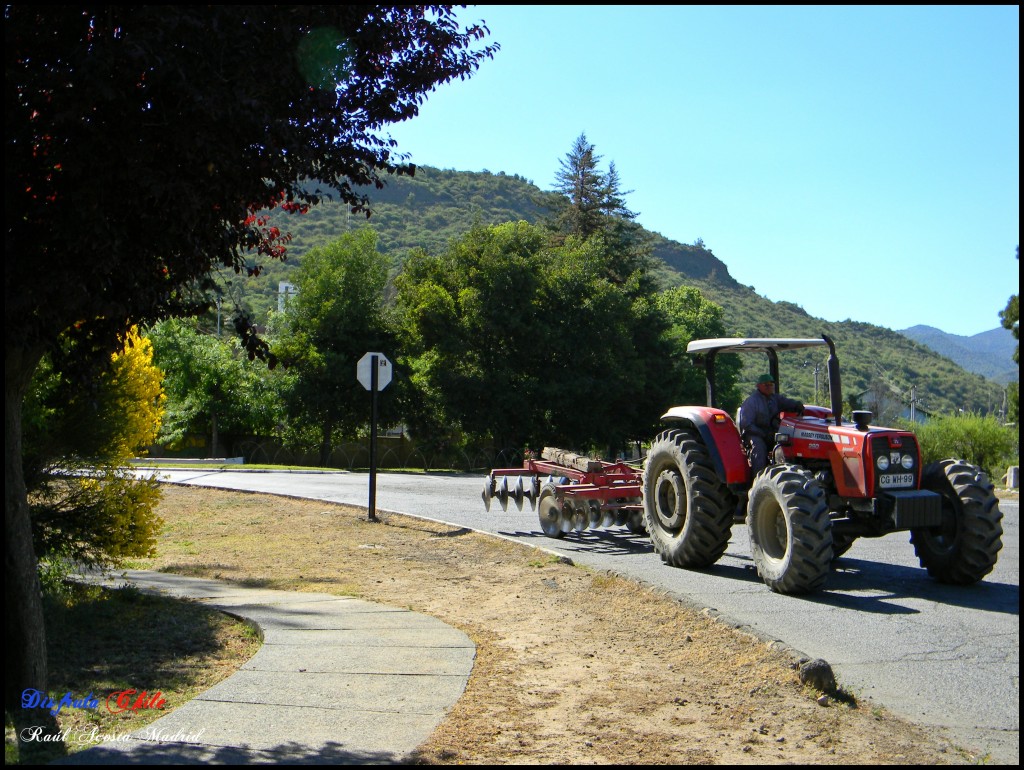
[822,334,842,426]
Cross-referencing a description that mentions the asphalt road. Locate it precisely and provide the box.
[147,467,1019,764]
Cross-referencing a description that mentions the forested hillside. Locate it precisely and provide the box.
[218,169,561,321]
[227,167,1007,417]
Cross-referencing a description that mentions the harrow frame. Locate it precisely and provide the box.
[482,447,643,527]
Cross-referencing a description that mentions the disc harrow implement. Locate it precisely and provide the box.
[482,447,644,537]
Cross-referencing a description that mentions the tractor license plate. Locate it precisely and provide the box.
[879,473,914,489]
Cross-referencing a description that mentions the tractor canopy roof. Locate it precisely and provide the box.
[686,337,829,355]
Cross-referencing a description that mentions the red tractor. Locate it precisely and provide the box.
[483,335,1004,595]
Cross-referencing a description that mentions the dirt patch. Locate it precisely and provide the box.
[140,485,977,764]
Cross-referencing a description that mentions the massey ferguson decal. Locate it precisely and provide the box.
[796,430,834,442]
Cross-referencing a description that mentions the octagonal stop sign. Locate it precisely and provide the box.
[357,352,392,391]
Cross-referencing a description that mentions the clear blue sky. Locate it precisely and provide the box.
[384,5,1019,338]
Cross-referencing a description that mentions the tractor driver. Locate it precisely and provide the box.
[739,374,804,476]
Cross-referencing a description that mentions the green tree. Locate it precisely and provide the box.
[5,6,496,752]
[551,135,654,296]
[553,133,606,239]
[654,285,735,410]
[396,222,548,450]
[274,230,396,465]
[999,247,1019,423]
[600,161,636,221]
[537,238,715,453]
[532,236,641,450]
[1000,247,1020,362]
[147,319,285,457]
[395,222,727,457]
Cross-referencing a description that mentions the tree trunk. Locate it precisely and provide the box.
[319,418,334,467]
[210,408,219,459]
[5,345,66,761]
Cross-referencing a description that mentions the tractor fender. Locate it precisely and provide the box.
[660,406,750,486]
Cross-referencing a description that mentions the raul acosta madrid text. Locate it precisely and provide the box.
[20,725,206,746]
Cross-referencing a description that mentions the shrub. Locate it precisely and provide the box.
[24,329,165,569]
[898,412,1019,480]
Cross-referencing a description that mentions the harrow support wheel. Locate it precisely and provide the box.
[626,510,647,534]
[642,428,732,568]
[536,482,565,539]
[831,533,857,559]
[747,464,832,594]
[912,459,1003,584]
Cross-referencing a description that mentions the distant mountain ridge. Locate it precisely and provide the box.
[898,325,1018,384]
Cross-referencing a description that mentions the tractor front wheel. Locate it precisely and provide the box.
[641,428,732,568]
[912,459,1002,584]
[747,464,832,594]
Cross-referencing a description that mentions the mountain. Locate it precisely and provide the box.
[898,325,1018,384]
[230,167,1008,417]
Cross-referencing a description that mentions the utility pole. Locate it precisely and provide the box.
[803,360,822,403]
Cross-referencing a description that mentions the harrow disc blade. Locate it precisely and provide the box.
[538,495,562,538]
[587,501,603,529]
[573,512,587,532]
[570,501,588,532]
[525,479,539,509]
[558,509,574,533]
[511,476,525,511]
[481,477,493,512]
[497,476,509,512]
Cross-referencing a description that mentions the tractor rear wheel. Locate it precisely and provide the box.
[747,464,832,594]
[537,482,565,539]
[912,459,1003,584]
[641,428,732,568]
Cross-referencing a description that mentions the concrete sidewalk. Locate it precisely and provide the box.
[57,570,476,765]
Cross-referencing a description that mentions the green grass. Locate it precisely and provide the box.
[4,581,260,764]
[131,460,332,471]
[131,460,472,474]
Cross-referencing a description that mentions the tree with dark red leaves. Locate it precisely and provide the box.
[4,6,496,756]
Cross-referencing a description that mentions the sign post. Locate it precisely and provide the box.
[357,352,392,521]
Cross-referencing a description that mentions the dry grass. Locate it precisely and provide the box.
[116,484,980,765]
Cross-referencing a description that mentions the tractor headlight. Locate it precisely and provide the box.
[876,455,890,471]
[901,454,915,470]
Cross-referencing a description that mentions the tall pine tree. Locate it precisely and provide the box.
[552,134,653,294]
[553,133,606,238]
